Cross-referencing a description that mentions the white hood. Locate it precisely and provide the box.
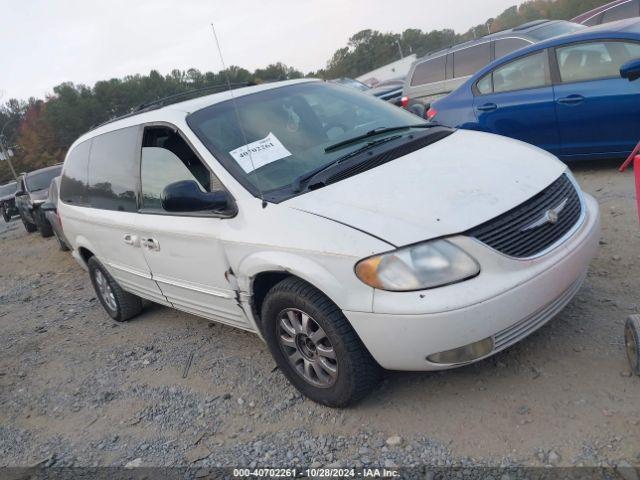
[285,130,567,246]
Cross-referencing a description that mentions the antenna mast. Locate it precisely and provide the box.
[210,23,267,208]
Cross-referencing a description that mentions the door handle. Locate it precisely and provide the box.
[123,234,139,247]
[557,94,585,105]
[141,237,160,251]
[477,102,497,112]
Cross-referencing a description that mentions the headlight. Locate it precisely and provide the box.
[355,239,480,291]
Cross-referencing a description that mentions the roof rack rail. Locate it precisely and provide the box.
[512,19,551,31]
[419,18,553,60]
[90,82,251,131]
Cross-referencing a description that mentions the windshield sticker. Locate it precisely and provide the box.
[229,132,292,173]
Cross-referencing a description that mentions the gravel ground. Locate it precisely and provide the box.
[0,160,639,470]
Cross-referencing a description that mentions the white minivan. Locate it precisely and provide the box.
[58,79,600,407]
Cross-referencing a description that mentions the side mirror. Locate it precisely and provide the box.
[40,202,56,212]
[14,190,26,197]
[620,58,640,81]
[161,180,232,213]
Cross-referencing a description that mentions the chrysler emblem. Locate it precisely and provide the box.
[521,197,568,232]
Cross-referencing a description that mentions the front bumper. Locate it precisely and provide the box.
[344,193,600,371]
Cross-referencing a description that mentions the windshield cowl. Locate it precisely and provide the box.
[265,127,454,202]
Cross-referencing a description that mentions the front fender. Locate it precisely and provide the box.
[236,250,374,313]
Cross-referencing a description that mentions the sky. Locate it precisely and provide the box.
[0,0,526,101]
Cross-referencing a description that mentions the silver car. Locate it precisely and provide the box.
[402,19,585,116]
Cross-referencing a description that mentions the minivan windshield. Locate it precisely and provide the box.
[0,182,16,197]
[527,21,585,41]
[26,166,62,192]
[187,82,430,198]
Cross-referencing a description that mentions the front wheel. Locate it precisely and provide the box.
[261,277,380,407]
[1,206,10,223]
[625,315,640,376]
[35,209,53,238]
[88,257,143,322]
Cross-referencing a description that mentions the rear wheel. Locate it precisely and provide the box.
[1,206,10,223]
[22,217,37,233]
[261,277,380,407]
[88,257,143,322]
[625,315,640,376]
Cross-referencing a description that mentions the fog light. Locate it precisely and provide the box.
[427,337,494,364]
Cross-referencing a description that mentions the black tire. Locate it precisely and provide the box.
[34,209,53,238]
[1,206,10,223]
[54,230,70,251]
[88,256,143,322]
[22,217,37,233]
[261,277,380,407]
[625,315,640,376]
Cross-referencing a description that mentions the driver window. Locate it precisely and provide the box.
[140,127,223,210]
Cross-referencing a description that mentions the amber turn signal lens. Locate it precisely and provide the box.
[355,256,383,289]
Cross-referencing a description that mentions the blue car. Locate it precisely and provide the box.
[429,18,640,161]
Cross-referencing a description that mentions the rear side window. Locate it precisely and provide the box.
[602,1,639,23]
[476,74,493,95]
[454,43,492,78]
[87,126,140,212]
[494,38,531,59]
[556,40,640,83]
[410,55,446,86]
[60,140,91,205]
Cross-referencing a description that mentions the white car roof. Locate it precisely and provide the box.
[72,78,318,147]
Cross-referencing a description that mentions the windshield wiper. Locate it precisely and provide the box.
[293,135,402,193]
[324,123,439,153]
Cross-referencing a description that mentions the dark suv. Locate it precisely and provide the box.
[0,181,18,222]
[15,164,63,236]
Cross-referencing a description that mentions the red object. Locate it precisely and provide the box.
[401,96,409,108]
[426,107,438,120]
[620,140,640,223]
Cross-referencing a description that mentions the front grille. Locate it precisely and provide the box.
[467,174,582,258]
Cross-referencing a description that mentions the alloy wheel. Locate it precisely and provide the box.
[277,308,338,388]
[95,269,117,312]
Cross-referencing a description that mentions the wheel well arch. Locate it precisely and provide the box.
[250,271,341,330]
[77,246,95,267]
[250,271,293,326]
